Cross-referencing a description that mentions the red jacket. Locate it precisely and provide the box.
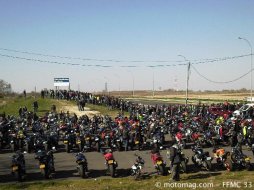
[151,153,162,164]
[104,153,114,161]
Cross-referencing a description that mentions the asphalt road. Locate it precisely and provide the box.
[0,134,253,184]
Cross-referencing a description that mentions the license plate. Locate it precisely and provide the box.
[40,164,45,169]
[108,160,114,164]
[245,157,250,161]
[85,138,90,140]
[156,161,162,165]
[135,141,139,144]
[207,157,212,160]
[12,166,18,171]
[63,140,68,144]
[76,140,81,144]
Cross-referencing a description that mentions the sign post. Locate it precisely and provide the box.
[54,78,70,90]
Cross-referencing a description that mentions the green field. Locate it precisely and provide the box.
[1,171,253,190]
[0,96,120,117]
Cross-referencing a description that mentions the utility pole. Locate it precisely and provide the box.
[178,55,191,105]
[238,37,253,101]
[186,62,191,105]
[152,71,155,98]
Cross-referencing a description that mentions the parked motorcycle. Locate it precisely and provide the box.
[131,155,145,180]
[231,145,252,171]
[45,131,59,151]
[151,151,167,176]
[191,145,213,171]
[35,149,55,179]
[150,132,164,150]
[213,147,232,171]
[103,149,118,177]
[64,129,81,153]
[75,151,88,178]
[11,151,26,181]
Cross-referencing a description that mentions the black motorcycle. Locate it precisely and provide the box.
[150,132,164,150]
[111,133,123,151]
[81,132,93,152]
[75,152,88,178]
[11,151,26,181]
[35,150,55,179]
[191,145,213,171]
[46,131,59,151]
[231,145,252,171]
[33,134,47,152]
[64,130,82,153]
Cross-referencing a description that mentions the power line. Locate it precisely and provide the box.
[0,52,252,68]
[0,47,252,64]
[191,64,251,84]
[0,47,184,63]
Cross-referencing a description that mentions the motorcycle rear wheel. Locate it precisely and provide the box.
[109,164,115,178]
[158,165,167,176]
[246,162,252,171]
[78,164,87,178]
[134,169,141,180]
[203,160,212,171]
[224,159,233,171]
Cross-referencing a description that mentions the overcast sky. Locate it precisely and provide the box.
[0,0,254,93]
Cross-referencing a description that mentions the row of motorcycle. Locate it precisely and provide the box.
[11,149,55,181]
[11,141,252,182]
[10,148,167,182]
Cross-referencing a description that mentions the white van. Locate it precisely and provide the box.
[233,103,254,117]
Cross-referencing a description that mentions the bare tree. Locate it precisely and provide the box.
[0,79,12,94]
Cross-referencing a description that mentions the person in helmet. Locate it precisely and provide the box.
[103,149,114,161]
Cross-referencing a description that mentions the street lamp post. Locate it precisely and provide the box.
[152,70,155,98]
[178,55,191,105]
[238,37,253,101]
[127,70,135,97]
[132,75,135,97]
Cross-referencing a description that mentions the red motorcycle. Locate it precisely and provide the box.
[151,151,167,176]
[103,150,118,177]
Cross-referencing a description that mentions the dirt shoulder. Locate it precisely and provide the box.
[57,101,100,117]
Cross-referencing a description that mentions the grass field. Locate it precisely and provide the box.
[1,170,253,190]
[0,96,121,117]
[1,95,254,190]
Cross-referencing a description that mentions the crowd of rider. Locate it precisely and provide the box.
[1,89,254,181]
